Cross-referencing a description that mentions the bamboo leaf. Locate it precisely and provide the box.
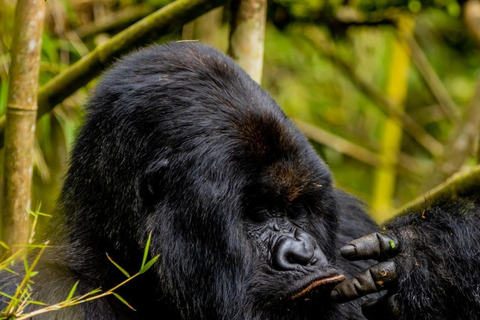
[139,255,159,274]
[66,281,79,301]
[106,253,130,278]
[0,291,14,299]
[23,257,29,273]
[112,292,136,311]
[141,232,153,270]
[25,299,47,306]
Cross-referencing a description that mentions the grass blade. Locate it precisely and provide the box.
[66,281,79,301]
[106,253,130,278]
[112,292,136,311]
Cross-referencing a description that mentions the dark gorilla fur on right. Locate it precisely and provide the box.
[1,42,480,320]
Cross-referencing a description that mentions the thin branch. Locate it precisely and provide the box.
[404,35,460,123]
[293,119,423,176]
[0,0,227,148]
[300,26,444,157]
[428,78,480,188]
[395,165,480,215]
[74,4,157,39]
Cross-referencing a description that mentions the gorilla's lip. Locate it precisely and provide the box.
[290,274,345,300]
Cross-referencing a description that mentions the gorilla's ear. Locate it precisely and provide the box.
[138,158,170,207]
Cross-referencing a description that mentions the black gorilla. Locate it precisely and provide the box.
[2,42,480,320]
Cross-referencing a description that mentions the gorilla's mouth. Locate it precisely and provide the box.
[290,274,345,300]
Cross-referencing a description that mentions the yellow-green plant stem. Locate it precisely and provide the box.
[371,16,414,222]
[229,0,267,83]
[1,0,45,249]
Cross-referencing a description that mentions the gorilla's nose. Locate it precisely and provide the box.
[272,230,324,271]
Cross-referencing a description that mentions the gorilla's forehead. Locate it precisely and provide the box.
[88,42,331,196]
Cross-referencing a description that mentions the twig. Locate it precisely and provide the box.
[395,165,480,215]
[74,4,156,39]
[300,26,444,157]
[404,35,460,123]
[293,119,423,176]
[427,79,480,188]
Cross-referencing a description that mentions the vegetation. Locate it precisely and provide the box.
[0,0,480,315]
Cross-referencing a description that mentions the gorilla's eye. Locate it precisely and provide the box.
[287,208,306,220]
[246,209,270,223]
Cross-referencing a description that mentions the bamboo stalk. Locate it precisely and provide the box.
[395,165,480,215]
[1,0,46,248]
[183,7,227,51]
[74,5,156,39]
[465,0,480,45]
[0,0,227,148]
[372,16,414,222]
[228,0,267,83]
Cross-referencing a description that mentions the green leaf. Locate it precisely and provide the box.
[23,257,30,273]
[139,255,160,274]
[141,232,153,270]
[66,281,79,301]
[0,241,9,250]
[112,292,136,311]
[25,299,47,306]
[3,268,18,275]
[0,291,14,299]
[29,271,39,277]
[106,253,130,278]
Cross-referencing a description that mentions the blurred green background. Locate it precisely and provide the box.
[1,0,479,223]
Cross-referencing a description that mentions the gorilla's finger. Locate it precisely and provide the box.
[340,233,399,261]
[331,261,397,303]
[362,293,401,320]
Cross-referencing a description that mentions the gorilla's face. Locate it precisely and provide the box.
[238,140,345,316]
[143,108,344,319]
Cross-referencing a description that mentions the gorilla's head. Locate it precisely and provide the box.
[62,42,344,320]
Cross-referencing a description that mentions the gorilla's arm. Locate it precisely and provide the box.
[334,195,480,320]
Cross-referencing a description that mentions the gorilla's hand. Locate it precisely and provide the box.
[331,233,401,320]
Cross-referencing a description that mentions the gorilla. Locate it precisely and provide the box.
[1,42,480,320]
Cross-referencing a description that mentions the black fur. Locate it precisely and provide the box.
[1,42,479,320]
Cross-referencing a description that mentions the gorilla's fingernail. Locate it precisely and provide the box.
[341,245,356,258]
[330,289,340,301]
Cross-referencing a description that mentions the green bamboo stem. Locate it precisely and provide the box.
[229,0,267,83]
[395,165,480,215]
[372,16,414,222]
[74,4,157,39]
[1,0,46,248]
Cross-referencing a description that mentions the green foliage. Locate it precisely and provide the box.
[0,232,159,319]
